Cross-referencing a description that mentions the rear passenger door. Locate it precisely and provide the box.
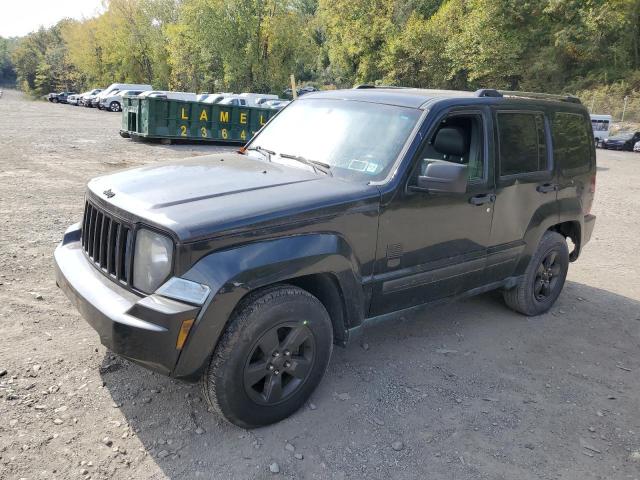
[487,108,558,282]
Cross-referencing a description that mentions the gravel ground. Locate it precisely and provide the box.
[1,88,639,480]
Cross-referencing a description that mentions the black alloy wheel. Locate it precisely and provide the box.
[243,321,316,405]
[201,285,333,428]
[503,230,569,316]
[533,251,562,302]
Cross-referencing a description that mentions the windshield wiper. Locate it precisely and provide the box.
[279,153,333,176]
[246,145,275,162]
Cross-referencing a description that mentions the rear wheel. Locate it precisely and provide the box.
[503,231,569,316]
[109,101,121,112]
[201,285,333,428]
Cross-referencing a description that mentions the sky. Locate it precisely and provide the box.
[0,0,104,37]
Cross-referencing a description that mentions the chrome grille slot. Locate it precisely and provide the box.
[81,201,132,285]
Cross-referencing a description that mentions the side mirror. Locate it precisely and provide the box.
[416,161,468,194]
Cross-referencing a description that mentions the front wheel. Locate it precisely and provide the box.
[201,285,333,428]
[503,231,569,316]
[109,101,121,112]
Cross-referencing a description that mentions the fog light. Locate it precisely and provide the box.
[176,319,195,350]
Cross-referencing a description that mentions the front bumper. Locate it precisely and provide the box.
[54,224,200,376]
[602,142,626,150]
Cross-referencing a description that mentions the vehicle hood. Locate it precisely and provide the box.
[87,153,379,242]
[606,135,632,142]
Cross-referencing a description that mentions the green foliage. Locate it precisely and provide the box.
[0,36,17,86]
[4,0,640,100]
[11,24,80,96]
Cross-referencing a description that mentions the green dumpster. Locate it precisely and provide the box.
[119,96,276,143]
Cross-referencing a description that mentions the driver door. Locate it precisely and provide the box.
[370,108,496,316]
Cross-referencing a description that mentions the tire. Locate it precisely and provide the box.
[503,231,569,316]
[201,285,333,428]
[109,101,121,112]
[52,98,58,103]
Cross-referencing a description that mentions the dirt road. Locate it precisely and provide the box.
[1,89,639,480]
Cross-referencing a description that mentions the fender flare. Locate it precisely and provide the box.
[172,234,363,379]
[513,203,561,275]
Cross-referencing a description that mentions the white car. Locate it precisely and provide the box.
[239,92,279,107]
[138,91,198,101]
[201,92,234,104]
[67,94,81,106]
[217,95,249,107]
[100,89,149,112]
[94,83,152,109]
[78,88,102,106]
[263,99,290,110]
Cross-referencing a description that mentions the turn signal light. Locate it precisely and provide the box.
[176,319,195,350]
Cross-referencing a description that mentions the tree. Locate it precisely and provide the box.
[0,37,17,86]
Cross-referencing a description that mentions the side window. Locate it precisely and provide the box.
[552,113,593,174]
[415,113,485,182]
[497,112,548,176]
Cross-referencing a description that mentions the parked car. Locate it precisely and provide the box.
[82,90,103,107]
[137,91,198,101]
[78,88,103,106]
[217,95,249,106]
[99,89,148,112]
[601,131,640,151]
[55,87,596,428]
[283,86,318,98]
[263,99,290,110]
[201,92,234,104]
[590,114,612,147]
[239,93,279,107]
[93,83,152,109]
[67,93,81,106]
[47,91,76,103]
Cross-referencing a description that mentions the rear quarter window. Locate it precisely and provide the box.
[497,112,548,176]
[552,112,594,175]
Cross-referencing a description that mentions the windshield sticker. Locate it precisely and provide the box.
[366,163,378,173]
[348,159,368,171]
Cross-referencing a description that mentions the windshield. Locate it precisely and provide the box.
[613,132,634,140]
[246,98,421,182]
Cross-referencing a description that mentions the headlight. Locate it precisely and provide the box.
[133,229,173,293]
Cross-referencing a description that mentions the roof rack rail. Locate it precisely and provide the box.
[353,84,410,90]
[475,89,581,104]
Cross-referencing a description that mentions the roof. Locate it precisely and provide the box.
[304,87,582,110]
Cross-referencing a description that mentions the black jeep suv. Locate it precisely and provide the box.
[55,87,596,428]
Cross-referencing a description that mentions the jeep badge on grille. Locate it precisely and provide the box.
[103,189,115,198]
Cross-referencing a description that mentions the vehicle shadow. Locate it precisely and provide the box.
[100,280,640,479]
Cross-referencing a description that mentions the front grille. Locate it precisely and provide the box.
[81,201,133,285]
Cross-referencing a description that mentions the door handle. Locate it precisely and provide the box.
[537,183,558,193]
[469,194,496,206]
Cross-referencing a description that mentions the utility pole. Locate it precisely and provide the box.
[622,96,629,122]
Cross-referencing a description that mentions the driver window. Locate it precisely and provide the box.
[416,113,485,182]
